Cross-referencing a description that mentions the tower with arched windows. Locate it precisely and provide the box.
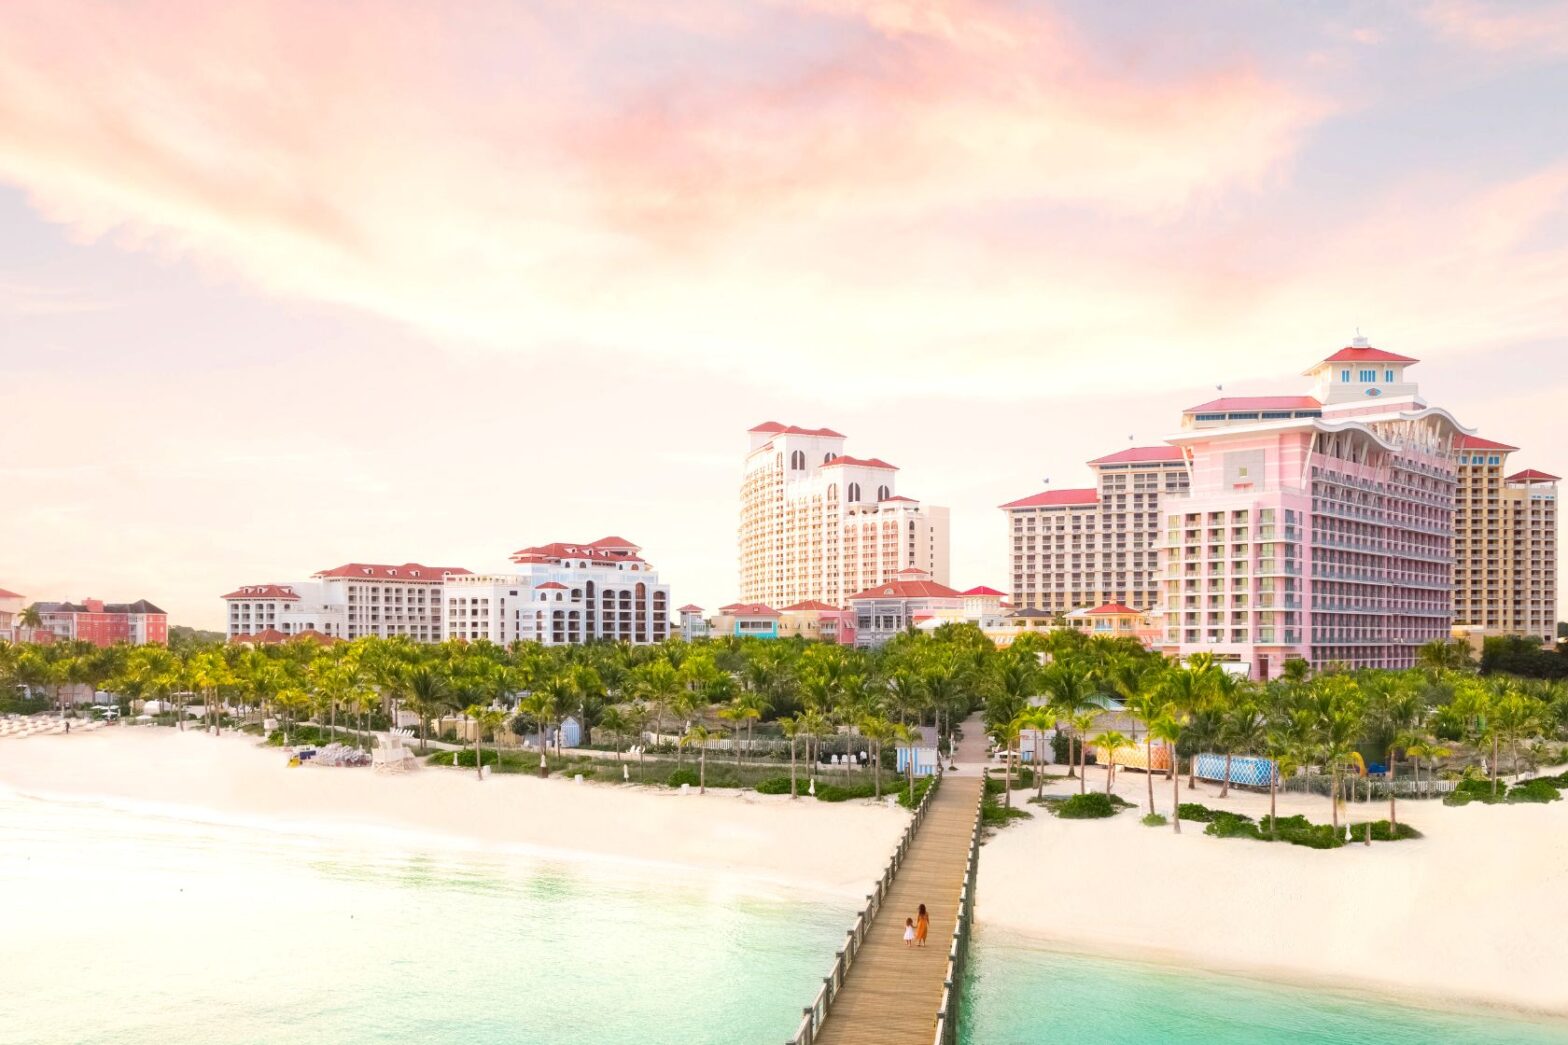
[740,423,950,609]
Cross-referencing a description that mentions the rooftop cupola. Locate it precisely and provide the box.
[1304,333,1422,407]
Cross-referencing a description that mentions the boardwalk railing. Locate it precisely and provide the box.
[787,777,942,1045]
[931,782,984,1045]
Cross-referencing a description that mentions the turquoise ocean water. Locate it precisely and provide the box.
[960,926,1568,1045]
[0,786,847,1044]
[6,784,1567,1045]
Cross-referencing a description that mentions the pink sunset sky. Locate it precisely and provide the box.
[2,0,1565,629]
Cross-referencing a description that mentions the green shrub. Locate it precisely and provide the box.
[898,777,936,809]
[1278,823,1346,849]
[1204,812,1261,840]
[1258,814,1311,835]
[1178,803,1250,824]
[983,801,1033,825]
[1364,820,1423,841]
[1054,792,1119,819]
[1507,779,1563,804]
[1051,732,1072,764]
[754,777,793,795]
[1454,778,1505,803]
[667,769,700,788]
[1141,813,1168,827]
[447,749,501,768]
[1443,790,1473,807]
[814,781,877,802]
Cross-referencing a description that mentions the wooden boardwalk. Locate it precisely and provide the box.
[810,718,988,1045]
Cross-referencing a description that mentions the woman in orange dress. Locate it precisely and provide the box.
[915,903,929,947]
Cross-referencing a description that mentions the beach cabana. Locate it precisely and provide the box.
[1194,753,1276,788]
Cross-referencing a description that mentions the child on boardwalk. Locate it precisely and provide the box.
[903,918,916,947]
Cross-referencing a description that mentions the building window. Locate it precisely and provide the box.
[790,450,805,470]
[1385,369,1394,382]
[1359,369,1376,382]
[848,482,861,502]
[1341,369,1350,382]
[877,485,890,501]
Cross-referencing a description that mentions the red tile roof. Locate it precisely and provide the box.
[233,627,289,644]
[314,563,471,581]
[292,629,340,645]
[222,584,301,601]
[1185,395,1321,414]
[895,568,930,576]
[589,536,640,550]
[511,542,646,564]
[961,586,1006,597]
[1087,602,1140,615]
[677,604,705,614]
[718,602,780,617]
[750,422,846,438]
[536,582,568,590]
[999,488,1098,510]
[1088,445,1186,466]
[821,455,897,470]
[781,599,839,612]
[846,580,963,601]
[1456,435,1519,452]
[879,495,919,502]
[1319,346,1419,365]
[0,587,23,600]
[1508,469,1560,482]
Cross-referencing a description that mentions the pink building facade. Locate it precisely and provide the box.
[1160,340,1466,679]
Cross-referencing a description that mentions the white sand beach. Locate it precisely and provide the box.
[977,761,1568,1018]
[0,727,910,898]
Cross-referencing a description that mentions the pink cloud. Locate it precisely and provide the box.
[1423,0,1568,55]
[0,0,1327,393]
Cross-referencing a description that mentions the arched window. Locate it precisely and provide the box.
[790,450,805,470]
[827,483,838,500]
[876,485,890,501]
[824,452,836,463]
[847,482,861,502]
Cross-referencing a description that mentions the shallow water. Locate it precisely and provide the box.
[0,786,846,1044]
[959,927,1568,1044]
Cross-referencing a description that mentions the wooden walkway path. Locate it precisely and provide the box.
[803,716,988,1045]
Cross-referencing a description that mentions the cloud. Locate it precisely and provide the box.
[1422,0,1568,56]
[0,0,1327,395]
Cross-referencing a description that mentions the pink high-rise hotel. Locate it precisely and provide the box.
[1158,338,1467,677]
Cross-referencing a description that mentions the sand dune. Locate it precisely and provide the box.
[0,726,909,899]
[976,761,1568,1017]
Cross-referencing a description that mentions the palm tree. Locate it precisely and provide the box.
[1146,706,1186,833]
[1041,661,1094,781]
[518,688,558,778]
[859,714,896,799]
[1217,697,1265,801]
[465,704,507,780]
[680,724,722,793]
[717,696,760,767]
[1068,709,1099,796]
[599,706,629,761]
[1093,730,1131,794]
[1015,705,1056,801]
[16,605,43,646]
[1405,736,1452,799]
[404,665,449,754]
[780,713,804,798]
[991,713,1024,810]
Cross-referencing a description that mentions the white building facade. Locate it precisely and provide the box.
[224,563,470,642]
[739,423,950,609]
[443,537,671,646]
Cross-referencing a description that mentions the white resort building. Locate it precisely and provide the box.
[738,423,950,609]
